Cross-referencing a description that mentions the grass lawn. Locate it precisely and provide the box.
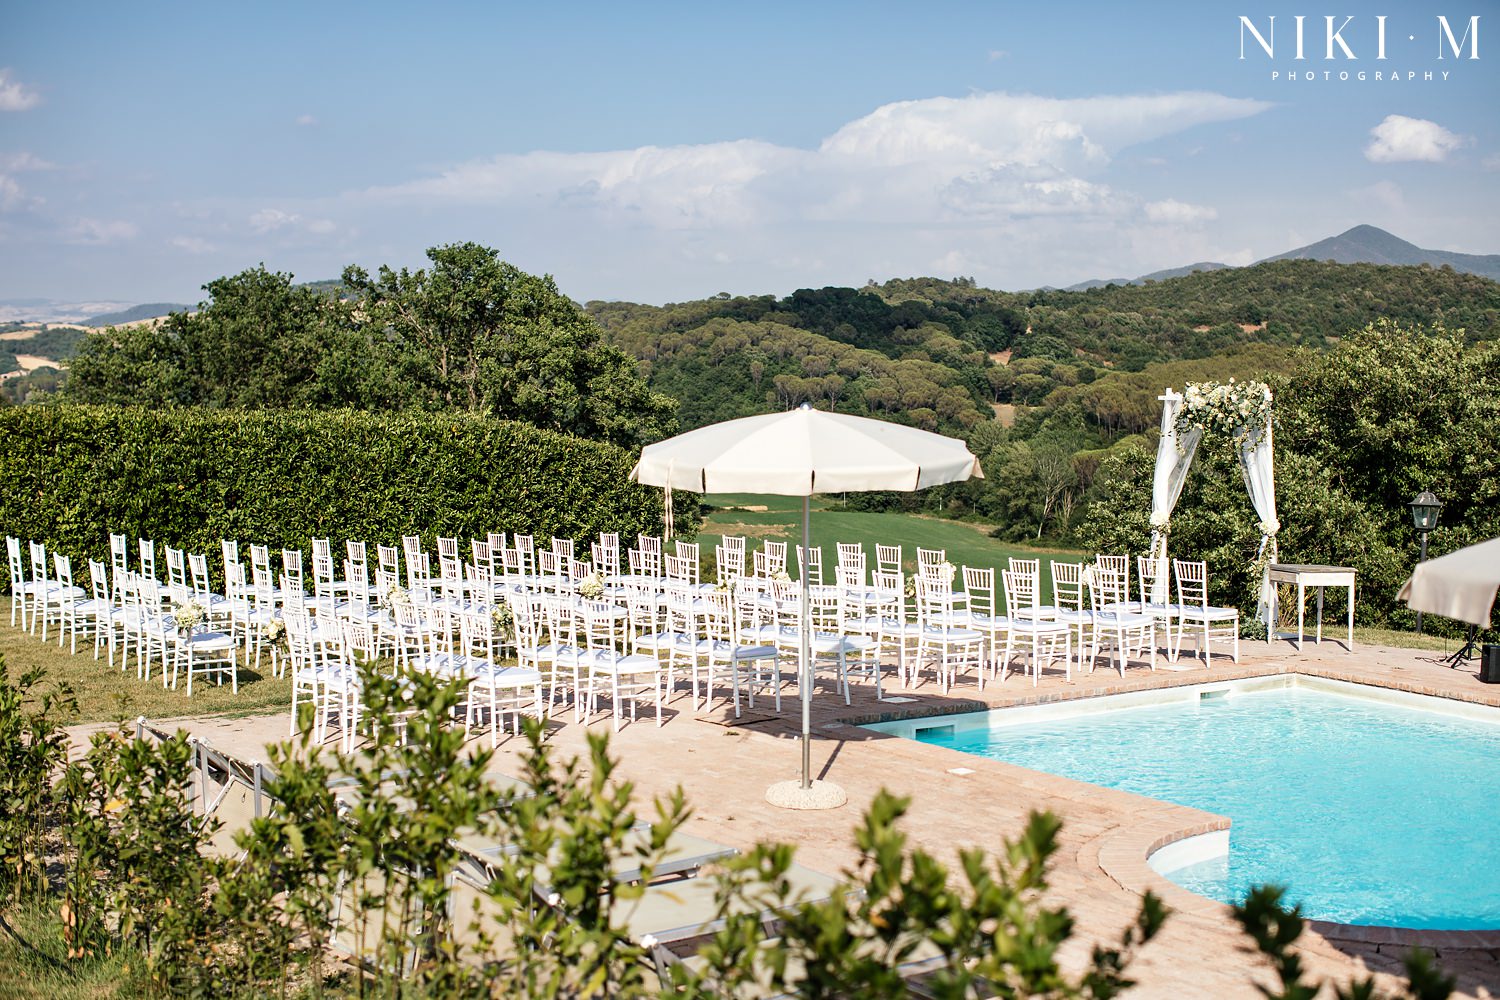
[0,903,144,1000]
[697,494,1083,594]
[1349,624,1479,654]
[0,598,289,725]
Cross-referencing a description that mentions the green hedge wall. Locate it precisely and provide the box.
[0,405,700,578]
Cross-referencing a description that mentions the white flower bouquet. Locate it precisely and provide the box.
[577,571,605,599]
[378,584,411,612]
[172,598,207,634]
[490,602,514,639]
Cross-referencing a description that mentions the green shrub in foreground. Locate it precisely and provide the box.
[0,659,1459,998]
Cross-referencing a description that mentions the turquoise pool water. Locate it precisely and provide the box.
[891,683,1500,929]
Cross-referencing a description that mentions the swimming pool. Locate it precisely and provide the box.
[865,677,1500,929]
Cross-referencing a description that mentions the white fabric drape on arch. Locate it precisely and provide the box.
[1148,391,1203,603]
[1238,418,1278,626]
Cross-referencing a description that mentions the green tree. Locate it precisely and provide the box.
[67,266,399,410]
[344,242,676,447]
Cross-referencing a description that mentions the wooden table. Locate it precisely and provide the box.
[1268,564,1356,651]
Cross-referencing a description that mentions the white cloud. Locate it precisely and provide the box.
[360,90,1268,233]
[250,208,300,233]
[1483,153,1500,172]
[0,175,23,211]
[1364,115,1469,163]
[0,70,41,112]
[0,152,54,171]
[1144,199,1217,225]
[249,208,337,236]
[170,235,215,254]
[65,218,137,245]
[296,114,318,127]
[986,49,1010,62]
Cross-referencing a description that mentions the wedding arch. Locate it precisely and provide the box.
[1147,380,1279,626]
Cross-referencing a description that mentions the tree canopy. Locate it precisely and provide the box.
[66,244,676,449]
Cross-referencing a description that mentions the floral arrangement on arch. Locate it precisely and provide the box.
[1175,379,1273,441]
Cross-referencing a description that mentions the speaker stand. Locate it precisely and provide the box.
[1445,625,1480,668]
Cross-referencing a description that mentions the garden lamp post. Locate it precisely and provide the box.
[1408,490,1442,635]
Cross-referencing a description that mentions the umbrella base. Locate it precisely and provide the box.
[766,779,847,811]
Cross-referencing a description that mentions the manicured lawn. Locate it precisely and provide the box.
[696,494,1084,593]
[0,598,289,725]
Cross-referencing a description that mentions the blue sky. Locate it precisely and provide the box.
[0,1,1495,309]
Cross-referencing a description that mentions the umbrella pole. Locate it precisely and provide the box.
[801,494,812,790]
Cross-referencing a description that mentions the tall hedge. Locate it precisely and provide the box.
[0,405,700,577]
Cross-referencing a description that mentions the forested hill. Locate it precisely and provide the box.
[589,259,1500,434]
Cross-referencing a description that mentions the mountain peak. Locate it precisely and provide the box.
[1261,225,1499,279]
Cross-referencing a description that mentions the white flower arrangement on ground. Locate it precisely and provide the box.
[172,598,207,634]
[1176,378,1273,441]
[577,571,605,600]
[903,575,917,599]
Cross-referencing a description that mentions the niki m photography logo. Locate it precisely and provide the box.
[1239,14,1479,82]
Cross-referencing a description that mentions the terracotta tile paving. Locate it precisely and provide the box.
[72,637,1500,998]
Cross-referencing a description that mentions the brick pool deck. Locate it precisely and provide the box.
[80,637,1500,998]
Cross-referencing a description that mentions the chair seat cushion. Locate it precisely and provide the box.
[1178,606,1239,621]
[473,665,544,687]
[591,652,662,675]
[922,626,985,642]
[1010,619,1070,635]
[810,633,872,654]
[1095,611,1156,628]
[634,631,688,651]
[182,630,237,652]
[728,642,778,659]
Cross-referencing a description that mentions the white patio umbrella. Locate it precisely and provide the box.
[631,404,983,806]
[1397,537,1500,629]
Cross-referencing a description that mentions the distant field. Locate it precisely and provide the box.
[696,493,1083,592]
